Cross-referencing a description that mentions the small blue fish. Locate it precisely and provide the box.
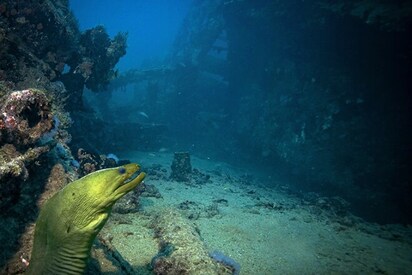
[138,111,149,119]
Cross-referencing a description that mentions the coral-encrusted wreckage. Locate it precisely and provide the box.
[0,89,53,207]
[1,89,53,146]
[0,0,127,273]
[0,0,411,273]
[109,0,411,224]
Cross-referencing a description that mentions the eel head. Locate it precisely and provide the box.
[27,164,146,274]
[59,163,146,234]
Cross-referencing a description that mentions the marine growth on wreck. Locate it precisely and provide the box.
[1,0,411,274]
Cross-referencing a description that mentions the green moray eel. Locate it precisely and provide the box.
[27,163,146,275]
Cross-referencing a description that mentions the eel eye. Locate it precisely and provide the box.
[118,167,126,174]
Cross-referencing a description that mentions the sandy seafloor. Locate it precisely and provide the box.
[99,151,412,274]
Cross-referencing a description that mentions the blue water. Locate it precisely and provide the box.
[70,0,192,70]
[1,1,411,274]
[65,1,412,273]
[69,0,412,225]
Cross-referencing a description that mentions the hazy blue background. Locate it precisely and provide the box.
[69,0,192,71]
[67,0,412,225]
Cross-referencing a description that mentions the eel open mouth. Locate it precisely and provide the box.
[124,168,141,183]
[115,164,146,196]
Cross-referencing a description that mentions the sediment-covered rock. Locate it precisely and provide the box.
[151,209,231,275]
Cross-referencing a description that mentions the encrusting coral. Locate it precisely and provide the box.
[0,145,49,180]
[0,87,74,273]
[0,89,54,146]
[0,1,128,273]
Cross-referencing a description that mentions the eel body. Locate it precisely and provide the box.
[27,163,146,275]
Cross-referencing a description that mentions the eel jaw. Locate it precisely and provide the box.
[115,171,146,198]
[113,163,146,200]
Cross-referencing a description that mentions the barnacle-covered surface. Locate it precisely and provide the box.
[0,0,127,109]
[60,25,127,109]
[0,85,72,197]
[0,145,48,179]
[79,26,127,92]
[0,89,53,146]
[0,86,74,273]
[0,0,79,92]
[76,148,118,177]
